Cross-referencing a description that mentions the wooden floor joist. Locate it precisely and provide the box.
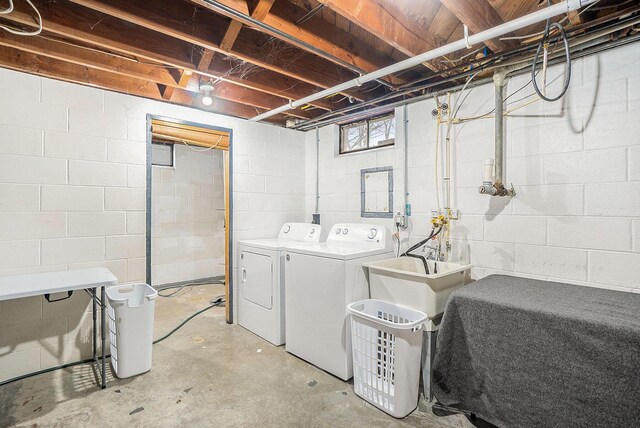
[0,44,291,123]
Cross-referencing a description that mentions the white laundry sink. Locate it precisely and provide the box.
[365,257,472,318]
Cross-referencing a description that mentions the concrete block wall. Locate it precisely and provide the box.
[0,68,306,382]
[305,41,640,293]
[151,145,225,286]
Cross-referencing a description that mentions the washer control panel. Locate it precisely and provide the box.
[326,223,390,248]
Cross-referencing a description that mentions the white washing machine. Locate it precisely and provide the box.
[238,223,321,346]
[284,223,393,380]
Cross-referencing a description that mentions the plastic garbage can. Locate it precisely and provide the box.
[106,283,158,378]
[347,299,428,418]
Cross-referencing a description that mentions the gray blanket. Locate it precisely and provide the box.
[432,274,640,428]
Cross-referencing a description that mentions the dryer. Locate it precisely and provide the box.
[284,223,393,380]
[238,223,321,345]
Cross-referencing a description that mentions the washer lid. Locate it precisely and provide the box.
[284,242,393,260]
[239,238,314,251]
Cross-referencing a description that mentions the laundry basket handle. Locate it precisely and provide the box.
[347,300,428,330]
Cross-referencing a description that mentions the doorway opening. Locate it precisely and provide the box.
[146,116,233,323]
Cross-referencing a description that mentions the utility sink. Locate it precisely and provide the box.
[365,257,472,318]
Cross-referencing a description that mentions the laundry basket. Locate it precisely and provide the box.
[347,299,428,418]
[106,283,158,378]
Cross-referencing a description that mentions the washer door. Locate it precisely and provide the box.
[240,250,273,309]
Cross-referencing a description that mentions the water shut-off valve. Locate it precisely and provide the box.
[478,158,515,197]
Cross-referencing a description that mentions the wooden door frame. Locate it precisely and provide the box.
[145,114,234,323]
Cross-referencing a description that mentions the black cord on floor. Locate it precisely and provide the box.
[0,297,226,388]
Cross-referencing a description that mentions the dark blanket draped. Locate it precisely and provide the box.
[432,274,640,428]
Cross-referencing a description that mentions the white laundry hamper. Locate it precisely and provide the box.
[106,283,158,378]
[347,299,428,418]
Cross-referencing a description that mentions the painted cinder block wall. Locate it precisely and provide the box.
[151,145,226,286]
[0,68,306,382]
[305,41,640,293]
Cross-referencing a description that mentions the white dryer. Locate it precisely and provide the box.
[238,223,321,346]
[284,223,393,380]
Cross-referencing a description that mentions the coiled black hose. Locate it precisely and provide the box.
[531,20,571,102]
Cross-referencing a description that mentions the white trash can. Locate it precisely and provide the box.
[106,283,158,378]
[347,299,428,418]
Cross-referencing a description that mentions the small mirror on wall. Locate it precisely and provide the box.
[361,166,393,218]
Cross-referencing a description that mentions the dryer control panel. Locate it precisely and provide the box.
[277,223,321,242]
[327,223,391,248]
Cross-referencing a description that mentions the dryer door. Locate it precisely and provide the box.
[240,250,273,309]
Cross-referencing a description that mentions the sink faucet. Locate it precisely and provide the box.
[423,243,445,262]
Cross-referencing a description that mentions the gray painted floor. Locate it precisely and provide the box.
[0,284,473,427]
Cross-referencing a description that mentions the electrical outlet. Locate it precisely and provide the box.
[394,212,407,229]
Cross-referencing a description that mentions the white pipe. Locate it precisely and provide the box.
[403,105,409,215]
[315,127,319,213]
[250,0,595,122]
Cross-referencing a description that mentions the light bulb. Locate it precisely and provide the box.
[200,84,214,106]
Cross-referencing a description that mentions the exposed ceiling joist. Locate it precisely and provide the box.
[161,70,193,101]
[0,0,339,113]
[0,44,288,123]
[189,0,407,85]
[218,0,275,54]
[316,0,445,71]
[439,0,516,52]
[67,0,373,101]
[0,31,317,120]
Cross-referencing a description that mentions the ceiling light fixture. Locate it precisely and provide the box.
[200,84,214,106]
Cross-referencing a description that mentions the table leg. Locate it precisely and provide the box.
[92,287,97,358]
[422,329,438,402]
[101,286,106,389]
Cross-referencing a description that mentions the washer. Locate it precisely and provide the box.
[238,223,321,346]
[284,223,393,380]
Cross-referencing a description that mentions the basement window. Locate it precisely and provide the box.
[339,113,395,154]
[151,142,174,167]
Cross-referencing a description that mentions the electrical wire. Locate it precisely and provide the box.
[532,21,571,102]
[152,296,225,344]
[0,291,225,387]
[0,0,42,36]
[0,0,14,14]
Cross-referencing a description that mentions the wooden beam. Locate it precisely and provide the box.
[316,0,444,70]
[0,45,292,123]
[439,0,515,52]
[0,31,180,88]
[161,70,193,100]
[197,49,216,72]
[219,0,275,52]
[66,0,371,100]
[1,1,344,111]
[206,54,350,111]
[220,20,244,52]
[249,0,276,21]
[191,0,408,83]
[0,33,317,120]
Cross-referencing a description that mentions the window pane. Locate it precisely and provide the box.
[368,115,395,147]
[152,142,173,167]
[341,121,367,153]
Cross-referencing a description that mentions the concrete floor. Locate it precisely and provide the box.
[0,284,475,427]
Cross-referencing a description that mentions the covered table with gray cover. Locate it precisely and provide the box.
[432,274,640,428]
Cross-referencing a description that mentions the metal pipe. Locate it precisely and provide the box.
[251,0,597,122]
[478,69,515,198]
[494,72,505,185]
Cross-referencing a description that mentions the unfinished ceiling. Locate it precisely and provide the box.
[0,0,637,126]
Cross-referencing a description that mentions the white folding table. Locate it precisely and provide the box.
[0,268,118,388]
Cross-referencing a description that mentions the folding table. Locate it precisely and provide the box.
[0,268,118,388]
